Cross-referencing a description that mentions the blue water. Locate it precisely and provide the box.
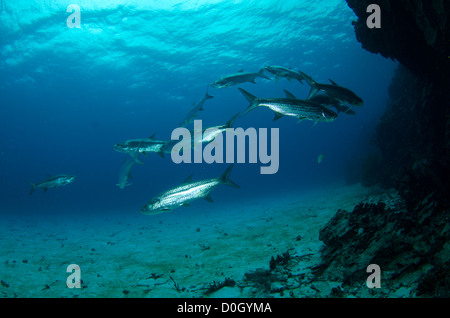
[0,0,397,219]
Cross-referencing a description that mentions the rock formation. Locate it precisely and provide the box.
[315,1,450,297]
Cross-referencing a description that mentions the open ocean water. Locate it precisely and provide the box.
[0,0,398,298]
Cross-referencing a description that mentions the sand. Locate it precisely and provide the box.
[0,183,386,298]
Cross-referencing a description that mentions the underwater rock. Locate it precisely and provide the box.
[203,277,236,295]
[269,251,291,271]
[315,199,450,296]
[346,0,449,82]
[345,0,450,214]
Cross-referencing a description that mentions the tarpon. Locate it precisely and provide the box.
[263,65,308,84]
[180,89,214,127]
[29,174,76,195]
[194,113,240,144]
[238,88,338,123]
[308,94,356,115]
[113,134,171,159]
[210,69,270,88]
[116,157,144,190]
[140,165,239,215]
[297,70,364,107]
[168,113,240,154]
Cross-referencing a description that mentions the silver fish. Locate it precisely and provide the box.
[238,88,338,123]
[308,93,356,115]
[263,65,308,84]
[298,70,364,107]
[140,165,239,215]
[210,69,270,88]
[113,134,171,159]
[180,89,214,127]
[29,174,76,195]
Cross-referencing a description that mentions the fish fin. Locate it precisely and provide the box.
[158,151,165,158]
[237,69,244,73]
[283,89,296,99]
[273,112,284,121]
[43,188,48,193]
[205,86,214,99]
[142,151,147,156]
[149,133,156,139]
[183,175,193,184]
[219,165,240,188]
[250,79,257,84]
[204,194,214,203]
[296,117,307,124]
[313,121,319,127]
[181,203,190,207]
[308,86,320,99]
[238,88,258,117]
[329,79,338,86]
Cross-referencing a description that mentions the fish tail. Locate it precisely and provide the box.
[219,165,240,188]
[238,88,258,117]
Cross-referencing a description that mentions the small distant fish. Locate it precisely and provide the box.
[317,154,324,164]
[113,134,171,159]
[29,174,76,195]
[263,65,308,84]
[140,165,239,215]
[210,69,270,88]
[298,70,364,107]
[180,89,214,127]
[238,88,338,124]
[116,157,144,190]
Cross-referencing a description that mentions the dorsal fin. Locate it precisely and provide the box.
[183,175,193,184]
[237,69,244,73]
[283,89,296,99]
[149,133,156,139]
[329,79,339,86]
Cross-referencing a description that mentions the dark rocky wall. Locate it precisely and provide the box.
[346,0,449,82]
[313,1,450,297]
[346,0,449,210]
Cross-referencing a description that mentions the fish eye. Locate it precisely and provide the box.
[150,198,160,205]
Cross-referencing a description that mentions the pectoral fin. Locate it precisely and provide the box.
[203,194,214,203]
[183,175,193,184]
[273,112,284,121]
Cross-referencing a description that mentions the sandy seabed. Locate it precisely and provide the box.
[0,184,387,298]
